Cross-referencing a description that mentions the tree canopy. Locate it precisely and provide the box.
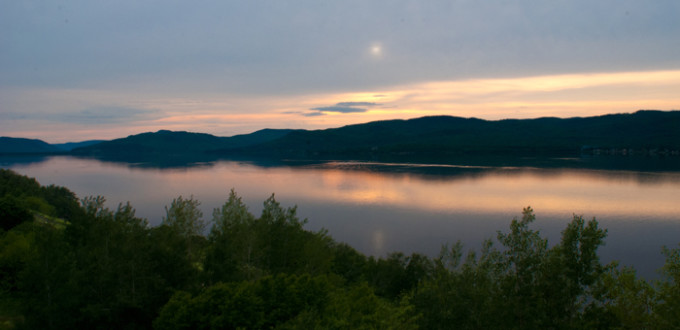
[1,169,679,329]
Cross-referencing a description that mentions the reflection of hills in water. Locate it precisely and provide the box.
[72,154,222,170]
[0,154,221,170]
[3,154,679,186]
[73,151,680,173]
[0,155,52,168]
[297,159,680,185]
[302,161,497,180]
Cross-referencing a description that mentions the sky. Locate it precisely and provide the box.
[1,1,679,143]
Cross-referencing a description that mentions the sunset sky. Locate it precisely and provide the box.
[2,1,679,143]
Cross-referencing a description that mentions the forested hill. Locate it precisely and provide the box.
[217,110,680,158]
[0,137,62,154]
[3,110,679,159]
[70,128,296,156]
[0,138,103,154]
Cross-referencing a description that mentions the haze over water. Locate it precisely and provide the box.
[4,155,680,280]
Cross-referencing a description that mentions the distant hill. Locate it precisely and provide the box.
[72,130,226,155]
[71,129,296,156]
[216,110,680,159]
[0,137,61,154]
[5,110,680,163]
[52,140,106,152]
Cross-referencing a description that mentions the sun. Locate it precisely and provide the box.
[370,43,383,58]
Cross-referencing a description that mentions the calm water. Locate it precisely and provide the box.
[3,155,680,279]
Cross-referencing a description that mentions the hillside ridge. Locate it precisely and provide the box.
[2,110,679,160]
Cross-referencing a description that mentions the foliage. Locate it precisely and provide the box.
[0,169,42,197]
[654,245,680,328]
[154,274,417,330]
[162,195,208,271]
[163,195,206,237]
[364,252,434,300]
[1,169,680,329]
[205,190,333,283]
[228,110,680,159]
[588,265,655,329]
[411,208,622,329]
[0,168,82,223]
[0,195,33,231]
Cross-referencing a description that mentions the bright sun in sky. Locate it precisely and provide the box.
[370,44,383,57]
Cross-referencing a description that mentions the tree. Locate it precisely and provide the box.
[654,244,680,328]
[255,194,333,276]
[411,240,504,330]
[412,208,613,329]
[541,214,608,327]
[154,274,418,330]
[0,169,41,197]
[329,242,367,284]
[205,191,333,282]
[65,198,162,328]
[585,265,654,329]
[154,274,329,329]
[365,252,433,300]
[162,195,206,238]
[18,222,76,329]
[211,189,254,236]
[0,195,33,231]
[294,281,418,329]
[205,189,258,282]
[162,195,207,271]
[495,207,549,327]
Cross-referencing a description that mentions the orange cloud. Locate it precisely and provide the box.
[322,70,679,122]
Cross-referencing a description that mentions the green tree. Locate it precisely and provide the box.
[40,184,81,219]
[162,195,207,271]
[162,195,206,238]
[0,169,82,221]
[541,214,608,327]
[411,240,504,330]
[256,194,308,274]
[0,169,41,197]
[0,195,33,231]
[412,208,612,329]
[329,242,368,284]
[205,191,333,282]
[585,265,654,329]
[365,252,433,300]
[154,282,265,330]
[147,224,198,293]
[289,281,418,329]
[205,189,258,282]
[154,274,418,330]
[495,207,549,327]
[64,198,163,328]
[654,244,680,328]
[154,274,330,329]
[18,222,77,329]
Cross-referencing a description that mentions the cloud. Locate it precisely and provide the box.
[302,112,326,117]
[3,1,677,96]
[53,106,162,125]
[0,106,160,125]
[310,106,367,114]
[336,102,380,107]
[306,101,382,116]
[0,113,28,120]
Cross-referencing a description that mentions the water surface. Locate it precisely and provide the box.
[3,156,680,280]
